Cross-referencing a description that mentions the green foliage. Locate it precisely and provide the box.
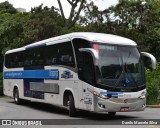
[14,4,63,47]
[146,62,160,104]
[82,0,160,59]
[0,1,17,14]
[0,4,63,71]
[0,13,29,53]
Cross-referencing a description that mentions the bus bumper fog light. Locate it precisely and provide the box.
[142,104,146,108]
[98,103,105,109]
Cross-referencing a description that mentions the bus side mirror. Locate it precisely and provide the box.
[141,52,157,69]
[79,48,99,65]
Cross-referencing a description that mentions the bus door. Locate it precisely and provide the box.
[72,39,94,110]
[79,52,95,110]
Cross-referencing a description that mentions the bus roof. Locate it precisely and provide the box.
[5,32,137,54]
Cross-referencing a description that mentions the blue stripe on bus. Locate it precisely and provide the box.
[4,69,59,79]
[100,92,123,95]
[100,92,123,98]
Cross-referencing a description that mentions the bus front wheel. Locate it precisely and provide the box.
[14,88,23,105]
[69,95,76,117]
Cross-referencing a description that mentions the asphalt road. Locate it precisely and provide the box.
[0,96,160,128]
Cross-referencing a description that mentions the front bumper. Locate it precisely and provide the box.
[94,96,146,112]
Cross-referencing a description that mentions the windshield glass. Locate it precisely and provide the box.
[94,44,145,89]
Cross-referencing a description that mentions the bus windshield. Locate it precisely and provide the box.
[94,44,145,89]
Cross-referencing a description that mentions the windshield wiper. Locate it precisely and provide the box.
[114,56,125,87]
[114,70,125,87]
[114,52,138,88]
[124,51,139,88]
[125,63,139,88]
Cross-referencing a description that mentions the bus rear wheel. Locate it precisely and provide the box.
[14,88,23,105]
[68,95,77,117]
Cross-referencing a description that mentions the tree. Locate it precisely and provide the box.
[24,5,62,44]
[0,1,17,14]
[142,0,160,59]
[0,1,24,71]
[0,3,63,72]
[57,0,86,29]
[11,4,63,48]
[82,0,160,58]
[0,13,28,54]
[102,0,149,50]
[146,62,160,105]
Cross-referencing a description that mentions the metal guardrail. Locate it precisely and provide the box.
[158,90,160,103]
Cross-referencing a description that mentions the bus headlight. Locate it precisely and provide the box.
[93,91,99,96]
[139,91,146,99]
[99,94,108,99]
[87,88,109,99]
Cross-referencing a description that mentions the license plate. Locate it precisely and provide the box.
[120,107,129,111]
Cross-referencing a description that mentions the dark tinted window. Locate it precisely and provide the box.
[45,42,75,68]
[5,51,24,68]
[81,53,94,84]
[72,38,91,67]
[24,47,44,67]
[58,42,75,67]
[45,45,58,65]
[72,38,93,82]
[5,41,75,68]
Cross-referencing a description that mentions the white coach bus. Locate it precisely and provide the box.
[3,32,156,117]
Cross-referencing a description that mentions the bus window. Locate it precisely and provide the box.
[5,54,12,68]
[72,38,92,82]
[81,52,94,84]
[57,42,75,68]
[45,42,75,68]
[45,44,58,65]
[5,51,24,68]
[24,50,33,67]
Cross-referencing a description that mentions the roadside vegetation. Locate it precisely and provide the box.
[146,62,160,104]
[0,0,160,104]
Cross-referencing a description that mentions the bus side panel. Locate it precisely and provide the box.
[44,80,61,105]
[82,82,94,111]
[60,80,79,108]
[3,79,24,98]
[54,67,80,108]
[3,79,13,97]
[3,67,24,98]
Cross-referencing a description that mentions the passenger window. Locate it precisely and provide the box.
[45,41,75,68]
[5,41,75,68]
[5,51,24,68]
[58,42,75,67]
[45,45,58,65]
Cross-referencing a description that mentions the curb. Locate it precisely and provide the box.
[0,95,10,98]
[146,105,160,108]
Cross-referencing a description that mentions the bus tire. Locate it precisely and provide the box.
[14,88,23,105]
[108,112,116,116]
[69,94,76,117]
